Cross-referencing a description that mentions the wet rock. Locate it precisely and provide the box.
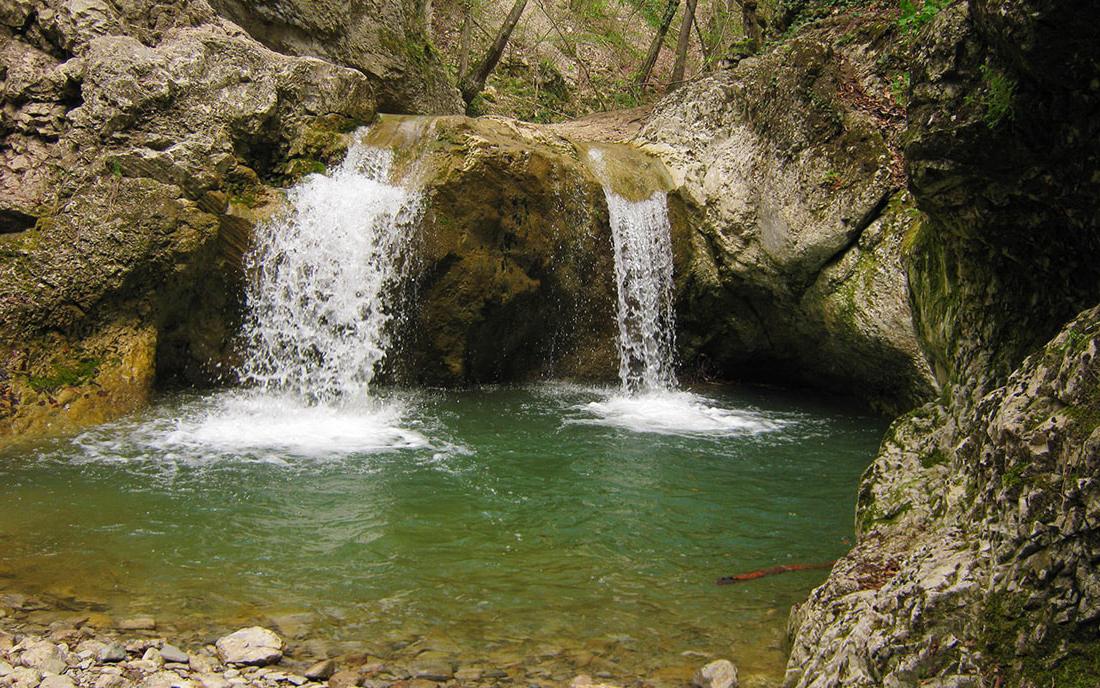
[98,643,128,663]
[119,618,157,631]
[691,660,737,688]
[409,654,453,682]
[326,670,360,688]
[143,648,165,666]
[215,628,284,667]
[160,645,189,664]
[304,660,336,681]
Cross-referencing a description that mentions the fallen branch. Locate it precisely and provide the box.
[716,561,835,585]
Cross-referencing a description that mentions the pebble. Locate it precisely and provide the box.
[215,628,284,667]
[691,660,738,688]
[161,644,190,664]
[95,675,129,688]
[326,669,359,688]
[119,618,157,631]
[196,674,230,688]
[40,675,77,688]
[303,659,335,681]
[99,643,128,663]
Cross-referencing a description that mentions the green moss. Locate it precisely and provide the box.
[283,158,328,180]
[897,0,950,33]
[27,358,101,392]
[965,64,1017,128]
[919,448,948,468]
[1000,462,1027,491]
[982,591,1100,687]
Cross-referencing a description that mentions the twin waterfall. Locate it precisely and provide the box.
[239,142,421,404]
[236,132,677,405]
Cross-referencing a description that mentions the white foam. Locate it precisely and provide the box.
[573,390,786,437]
[68,391,429,465]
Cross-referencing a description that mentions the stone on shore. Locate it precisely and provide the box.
[17,638,67,674]
[303,659,336,681]
[159,645,189,664]
[39,675,77,688]
[98,643,129,663]
[692,660,738,688]
[215,628,284,667]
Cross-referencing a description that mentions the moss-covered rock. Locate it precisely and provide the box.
[640,9,934,412]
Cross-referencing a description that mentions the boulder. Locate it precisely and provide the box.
[215,627,284,667]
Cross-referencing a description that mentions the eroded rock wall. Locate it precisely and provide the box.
[786,2,1100,685]
[0,0,376,440]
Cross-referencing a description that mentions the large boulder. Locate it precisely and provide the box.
[640,14,936,412]
[0,0,376,441]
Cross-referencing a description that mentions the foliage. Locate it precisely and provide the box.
[897,0,949,33]
[969,63,1015,127]
[890,71,910,108]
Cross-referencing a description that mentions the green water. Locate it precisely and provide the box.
[0,384,884,683]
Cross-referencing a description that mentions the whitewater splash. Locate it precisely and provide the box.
[588,149,677,393]
[165,133,431,457]
[239,139,421,403]
[584,148,785,437]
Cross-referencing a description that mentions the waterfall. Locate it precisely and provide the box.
[238,136,422,404]
[588,149,678,393]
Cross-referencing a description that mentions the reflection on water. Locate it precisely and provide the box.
[0,384,884,683]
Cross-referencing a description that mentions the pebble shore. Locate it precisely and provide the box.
[0,595,743,688]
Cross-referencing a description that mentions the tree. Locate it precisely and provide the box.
[738,0,764,53]
[668,0,699,91]
[459,0,529,108]
[634,0,681,90]
[457,0,474,79]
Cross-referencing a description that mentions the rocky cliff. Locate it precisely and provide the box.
[785,1,1100,685]
[0,0,432,439]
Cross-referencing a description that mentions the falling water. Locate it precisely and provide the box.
[588,148,677,393]
[238,137,422,404]
[583,148,783,436]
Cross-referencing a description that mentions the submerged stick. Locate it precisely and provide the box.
[716,561,836,585]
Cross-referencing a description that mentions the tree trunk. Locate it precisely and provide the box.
[740,0,764,52]
[457,0,473,78]
[634,0,680,90]
[459,0,528,106]
[669,0,699,91]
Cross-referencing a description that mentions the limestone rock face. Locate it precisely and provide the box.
[785,1,1100,685]
[207,0,463,116]
[0,0,376,441]
[640,20,935,412]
